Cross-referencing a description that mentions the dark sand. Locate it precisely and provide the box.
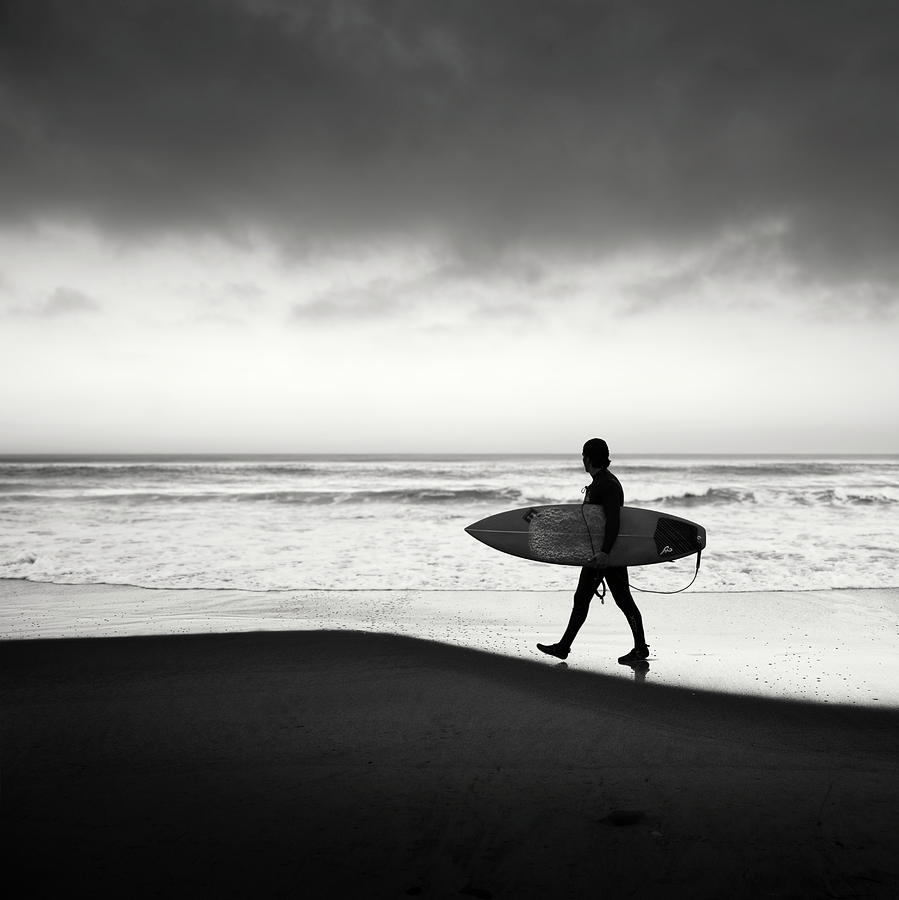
[2,630,898,898]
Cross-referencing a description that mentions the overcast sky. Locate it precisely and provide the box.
[1,0,897,454]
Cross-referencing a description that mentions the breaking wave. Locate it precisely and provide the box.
[643,488,757,506]
[0,487,528,506]
[643,487,898,507]
[806,490,898,506]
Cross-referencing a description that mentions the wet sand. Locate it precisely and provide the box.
[3,579,898,705]
[2,628,898,898]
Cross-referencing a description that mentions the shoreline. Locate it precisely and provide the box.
[3,629,898,897]
[5,574,899,593]
[2,578,898,708]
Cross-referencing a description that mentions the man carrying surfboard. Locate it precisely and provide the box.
[537,438,650,664]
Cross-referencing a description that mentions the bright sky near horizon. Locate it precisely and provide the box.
[2,1,898,454]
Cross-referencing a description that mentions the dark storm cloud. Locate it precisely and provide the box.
[2,0,899,291]
[290,253,548,322]
[2,286,101,318]
[620,220,792,311]
[291,279,408,321]
[43,287,100,315]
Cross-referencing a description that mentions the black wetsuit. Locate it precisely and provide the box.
[559,467,646,651]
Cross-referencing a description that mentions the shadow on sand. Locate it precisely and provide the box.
[2,630,898,898]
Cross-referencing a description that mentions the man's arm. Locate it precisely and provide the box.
[601,501,620,554]
[589,481,620,567]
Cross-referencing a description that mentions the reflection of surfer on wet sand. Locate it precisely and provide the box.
[622,660,650,683]
[557,656,651,683]
[537,439,650,665]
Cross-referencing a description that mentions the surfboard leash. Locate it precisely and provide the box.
[630,550,703,595]
[580,499,702,596]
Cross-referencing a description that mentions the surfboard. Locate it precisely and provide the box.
[465,505,705,568]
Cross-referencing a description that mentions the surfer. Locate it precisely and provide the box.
[537,438,650,664]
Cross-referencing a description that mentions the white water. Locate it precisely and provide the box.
[1,454,898,593]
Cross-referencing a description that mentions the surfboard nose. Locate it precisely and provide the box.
[465,510,518,536]
[464,517,488,540]
[464,509,533,560]
[464,515,488,535]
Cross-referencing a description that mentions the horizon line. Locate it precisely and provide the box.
[1,450,897,459]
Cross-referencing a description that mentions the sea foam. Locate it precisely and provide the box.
[1,454,897,593]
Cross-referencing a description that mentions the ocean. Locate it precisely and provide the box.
[2,454,897,594]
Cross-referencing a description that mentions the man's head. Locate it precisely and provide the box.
[582,438,611,471]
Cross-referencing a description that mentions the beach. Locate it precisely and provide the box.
[3,582,899,898]
[3,579,898,705]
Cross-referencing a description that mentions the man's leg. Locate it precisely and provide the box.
[604,566,647,652]
[559,567,601,650]
[538,567,602,659]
